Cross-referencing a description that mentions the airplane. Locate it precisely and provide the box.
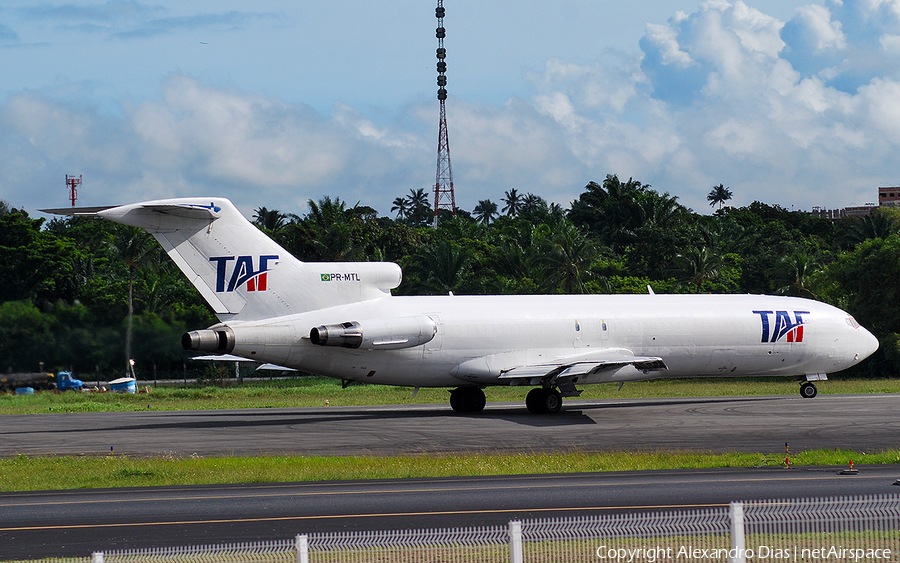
[43,197,880,414]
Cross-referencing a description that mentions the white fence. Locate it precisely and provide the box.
[78,494,899,563]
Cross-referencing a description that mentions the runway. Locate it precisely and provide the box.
[2,394,899,457]
[2,394,900,559]
[3,466,900,559]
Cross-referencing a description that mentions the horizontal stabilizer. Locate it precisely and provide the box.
[191,354,296,372]
[39,205,117,216]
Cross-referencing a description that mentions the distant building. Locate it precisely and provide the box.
[808,186,897,219]
[879,187,900,207]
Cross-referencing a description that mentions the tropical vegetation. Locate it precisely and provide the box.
[2,174,899,379]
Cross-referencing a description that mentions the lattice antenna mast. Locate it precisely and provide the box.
[433,0,456,227]
[66,175,81,207]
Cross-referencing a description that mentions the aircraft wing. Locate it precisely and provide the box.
[498,351,667,381]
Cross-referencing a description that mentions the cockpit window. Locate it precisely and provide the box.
[846,316,860,329]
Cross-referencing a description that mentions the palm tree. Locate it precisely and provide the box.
[252,207,287,231]
[501,188,523,217]
[111,225,155,376]
[707,184,733,209]
[390,197,410,221]
[777,252,820,298]
[843,211,896,245]
[472,199,498,225]
[677,246,721,293]
[306,196,357,261]
[407,188,432,226]
[405,240,472,294]
[537,219,603,294]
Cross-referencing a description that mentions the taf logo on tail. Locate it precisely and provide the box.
[209,255,278,292]
[753,310,810,343]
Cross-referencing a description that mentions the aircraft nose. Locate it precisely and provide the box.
[858,326,880,361]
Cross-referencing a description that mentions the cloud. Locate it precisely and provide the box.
[15,0,163,25]
[782,0,900,91]
[13,1,273,40]
[1,74,436,214]
[0,24,21,46]
[530,0,900,208]
[3,0,900,218]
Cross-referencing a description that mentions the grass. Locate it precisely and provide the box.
[2,448,898,492]
[2,377,898,492]
[1,375,899,415]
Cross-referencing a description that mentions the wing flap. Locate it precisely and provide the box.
[498,355,667,380]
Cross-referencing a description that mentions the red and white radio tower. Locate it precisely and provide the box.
[432,0,456,227]
[66,174,82,207]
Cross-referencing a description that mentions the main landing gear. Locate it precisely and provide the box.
[800,381,818,399]
[526,387,563,414]
[449,387,486,413]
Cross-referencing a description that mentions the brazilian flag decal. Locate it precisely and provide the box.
[321,274,330,282]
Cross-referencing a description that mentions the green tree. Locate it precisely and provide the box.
[570,175,687,253]
[817,234,900,375]
[776,252,821,298]
[707,184,733,209]
[676,246,722,293]
[391,197,410,221]
[0,300,56,371]
[304,196,360,261]
[842,209,897,246]
[501,188,523,217]
[473,199,498,225]
[406,188,432,226]
[0,210,78,303]
[252,207,287,232]
[404,240,473,295]
[537,219,604,294]
[111,225,156,374]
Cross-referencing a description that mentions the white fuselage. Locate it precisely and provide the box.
[222,293,879,388]
[46,197,877,399]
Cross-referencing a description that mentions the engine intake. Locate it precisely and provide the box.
[310,316,437,350]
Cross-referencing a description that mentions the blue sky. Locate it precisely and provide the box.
[2,0,899,219]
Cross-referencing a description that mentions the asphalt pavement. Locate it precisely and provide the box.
[2,393,899,559]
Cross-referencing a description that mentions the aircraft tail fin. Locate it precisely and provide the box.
[42,198,401,322]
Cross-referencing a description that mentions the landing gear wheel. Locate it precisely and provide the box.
[800,382,818,399]
[526,388,544,414]
[450,387,486,413]
[543,388,562,414]
[525,388,563,414]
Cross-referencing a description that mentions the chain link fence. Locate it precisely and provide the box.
[34,493,900,563]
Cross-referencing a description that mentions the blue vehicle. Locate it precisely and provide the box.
[53,371,84,392]
[1,371,82,392]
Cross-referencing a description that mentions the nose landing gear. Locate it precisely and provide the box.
[800,381,818,398]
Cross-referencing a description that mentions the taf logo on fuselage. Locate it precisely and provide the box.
[753,310,809,343]
[209,255,278,292]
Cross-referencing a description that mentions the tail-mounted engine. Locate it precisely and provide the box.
[182,326,235,353]
[310,316,437,350]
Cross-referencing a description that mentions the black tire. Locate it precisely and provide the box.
[543,389,563,414]
[449,388,466,412]
[450,387,486,413]
[526,388,545,414]
[800,382,818,399]
[465,387,486,413]
[525,388,563,414]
